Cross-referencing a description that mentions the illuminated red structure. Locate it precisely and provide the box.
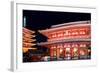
[23,28,36,53]
[38,21,91,60]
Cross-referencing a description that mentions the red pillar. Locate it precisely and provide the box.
[70,45,73,59]
[64,48,66,59]
[78,43,80,59]
[57,48,60,59]
[50,48,53,60]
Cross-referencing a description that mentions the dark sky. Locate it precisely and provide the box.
[23,10,91,30]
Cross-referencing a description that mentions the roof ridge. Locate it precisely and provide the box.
[51,20,91,28]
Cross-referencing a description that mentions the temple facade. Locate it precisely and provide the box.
[38,21,91,60]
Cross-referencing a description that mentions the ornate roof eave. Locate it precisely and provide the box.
[38,21,91,35]
[37,38,91,46]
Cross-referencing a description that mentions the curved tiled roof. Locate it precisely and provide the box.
[37,38,90,46]
[51,20,90,28]
[39,21,90,34]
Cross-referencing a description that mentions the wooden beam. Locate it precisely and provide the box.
[23,43,36,47]
[23,38,36,42]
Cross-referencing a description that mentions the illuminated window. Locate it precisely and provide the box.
[54,49,57,57]
[66,48,70,52]
[75,32,78,35]
[79,43,89,59]
[65,48,71,59]
[64,30,68,35]
[80,31,85,35]
[59,48,64,58]
[73,48,78,52]
[80,50,85,55]
[72,48,78,57]
[57,33,63,37]
[79,47,88,58]
[68,33,71,36]
[60,49,63,53]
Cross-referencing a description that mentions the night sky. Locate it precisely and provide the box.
[23,10,91,30]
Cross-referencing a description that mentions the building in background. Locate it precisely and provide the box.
[23,28,36,53]
[38,21,91,61]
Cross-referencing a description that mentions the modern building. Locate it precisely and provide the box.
[38,21,91,60]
